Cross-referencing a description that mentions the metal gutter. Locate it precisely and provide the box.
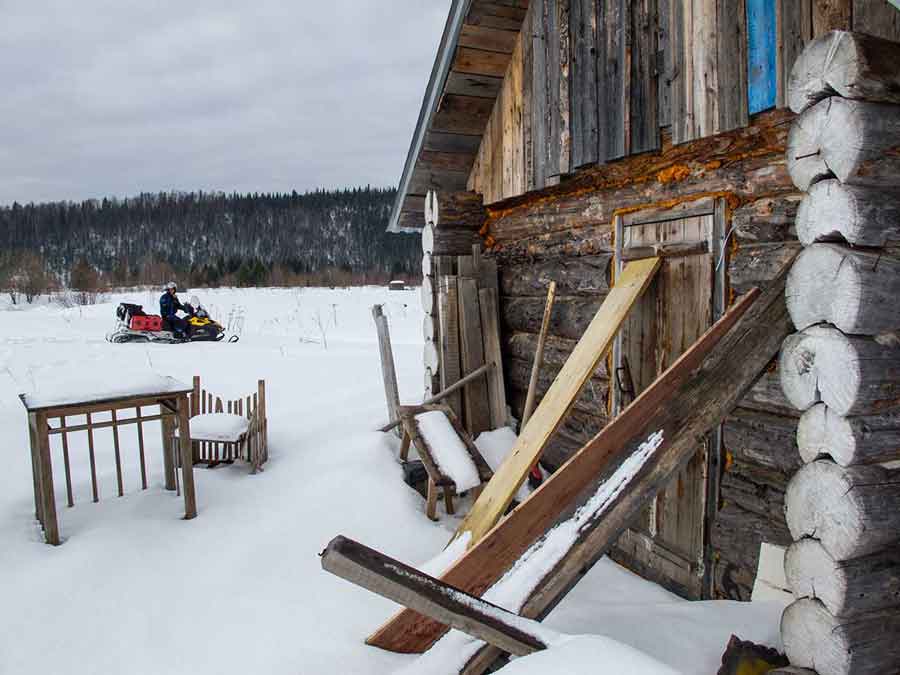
[387,0,472,233]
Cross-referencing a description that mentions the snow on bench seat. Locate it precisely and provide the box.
[415,410,481,493]
[190,413,250,443]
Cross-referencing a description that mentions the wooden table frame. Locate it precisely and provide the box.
[21,387,197,545]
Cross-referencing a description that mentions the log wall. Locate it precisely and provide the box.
[776,28,900,675]
[465,0,900,207]
[484,108,803,600]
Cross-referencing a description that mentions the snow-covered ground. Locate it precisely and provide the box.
[0,287,783,674]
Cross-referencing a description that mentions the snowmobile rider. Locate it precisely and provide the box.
[160,282,189,338]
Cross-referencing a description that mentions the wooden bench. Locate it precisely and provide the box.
[398,404,493,521]
[187,376,268,473]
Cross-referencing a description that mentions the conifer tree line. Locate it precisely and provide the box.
[0,186,418,302]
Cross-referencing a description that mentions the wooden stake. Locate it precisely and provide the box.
[522,281,557,427]
[177,394,197,519]
[35,412,59,545]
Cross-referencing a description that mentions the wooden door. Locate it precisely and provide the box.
[612,208,717,599]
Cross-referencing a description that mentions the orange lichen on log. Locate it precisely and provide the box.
[657,164,691,183]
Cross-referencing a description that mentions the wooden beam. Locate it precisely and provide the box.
[444,72,504,99]
[452,48,513,78]
[323,536,549,656]
[450,257,661,547]
[432,94,497,135]
[373,305,401,435]
[367,273,777,654]
[423,131,484,154]
[459,24,520,53]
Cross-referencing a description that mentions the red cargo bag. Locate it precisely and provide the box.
[130,315,163,331]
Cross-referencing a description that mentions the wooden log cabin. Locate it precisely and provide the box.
[388,0,900,621]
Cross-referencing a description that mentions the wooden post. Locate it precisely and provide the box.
[321,535,550,657]
[177,394,197,519]
[28,413,43,523]
[35,412,60,545]
[136,406,148,490]
[59,416,74,507]
[161,409,177,492]
[191,376,200,461]
[522,281,557,427]
[86,412,98,503]
[373,305,402,437]
[257,380,267,464]
[111,409,124,497]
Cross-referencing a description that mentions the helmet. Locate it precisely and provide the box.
[165,281,177,290]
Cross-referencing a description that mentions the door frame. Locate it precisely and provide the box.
[611,196,728,598]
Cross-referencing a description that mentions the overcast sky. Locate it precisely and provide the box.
[0,1,448,205]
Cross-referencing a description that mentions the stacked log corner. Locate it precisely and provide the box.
[421,191,506,436]
[779,30,900,675]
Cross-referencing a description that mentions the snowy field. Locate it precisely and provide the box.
[0,287,783,674]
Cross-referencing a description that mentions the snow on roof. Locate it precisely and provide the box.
[20,369,191,411]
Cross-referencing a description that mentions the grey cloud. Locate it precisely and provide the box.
[0,0,448,204]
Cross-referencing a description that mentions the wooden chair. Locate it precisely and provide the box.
[398,404,493,521]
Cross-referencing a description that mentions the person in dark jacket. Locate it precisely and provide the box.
[160,281,188,338]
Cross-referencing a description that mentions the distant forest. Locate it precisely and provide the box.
[0,187,418,296]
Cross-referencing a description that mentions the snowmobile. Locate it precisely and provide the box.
[107,297,237,344]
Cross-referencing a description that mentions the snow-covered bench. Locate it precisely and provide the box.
[186,377,268,473]
[398,404,493,520]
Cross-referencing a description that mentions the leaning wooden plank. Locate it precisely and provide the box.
[439,276,463,418]
[478,288,508,429]
[458,276,491,436]
[373,305,401,436]
[522,281,557,426]
[366,276,763,654]
[459,267,794,673]
[450,258,661,547]
[788,30,900,114]
[321,536,553,657]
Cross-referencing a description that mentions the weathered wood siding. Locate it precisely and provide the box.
[467,0,900,207]
[486,109,807,600]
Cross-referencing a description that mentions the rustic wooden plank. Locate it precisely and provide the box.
[747,0,778,115]
[668,0,690,144]
[35,412,60,545]
[177,394,197,519]
[546,0,562,177]
[479,288,509,429]
[453,47,513,78]
[460,24,520,53]
[373,305,401,435]
[452,257,661,546]
[557,0,571,175]
[718,0,749,131]
[531,0,548,188]
[432,94,497,135]
[601,0,628,159]
[458,277,492,435]
[658,0,673,128]
[439,276,464,418]
[777,0,811,110]
[367,281,766,654]
[408,168,471,194]
[522,1,535,192]
[570,0,599,168]
[445,72,504,100]
[631,0,660,153]
[692,0,719,136]
[423,132,484,154]
[811,0,851,36]
[323,536,549,657]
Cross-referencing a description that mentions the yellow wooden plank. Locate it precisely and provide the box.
[452,256,662,546]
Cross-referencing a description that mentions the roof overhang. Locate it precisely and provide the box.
[387,1,529,233]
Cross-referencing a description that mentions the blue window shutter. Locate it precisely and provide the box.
[746,0,777,114]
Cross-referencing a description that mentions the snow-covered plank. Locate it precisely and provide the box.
[20,371,191,412]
